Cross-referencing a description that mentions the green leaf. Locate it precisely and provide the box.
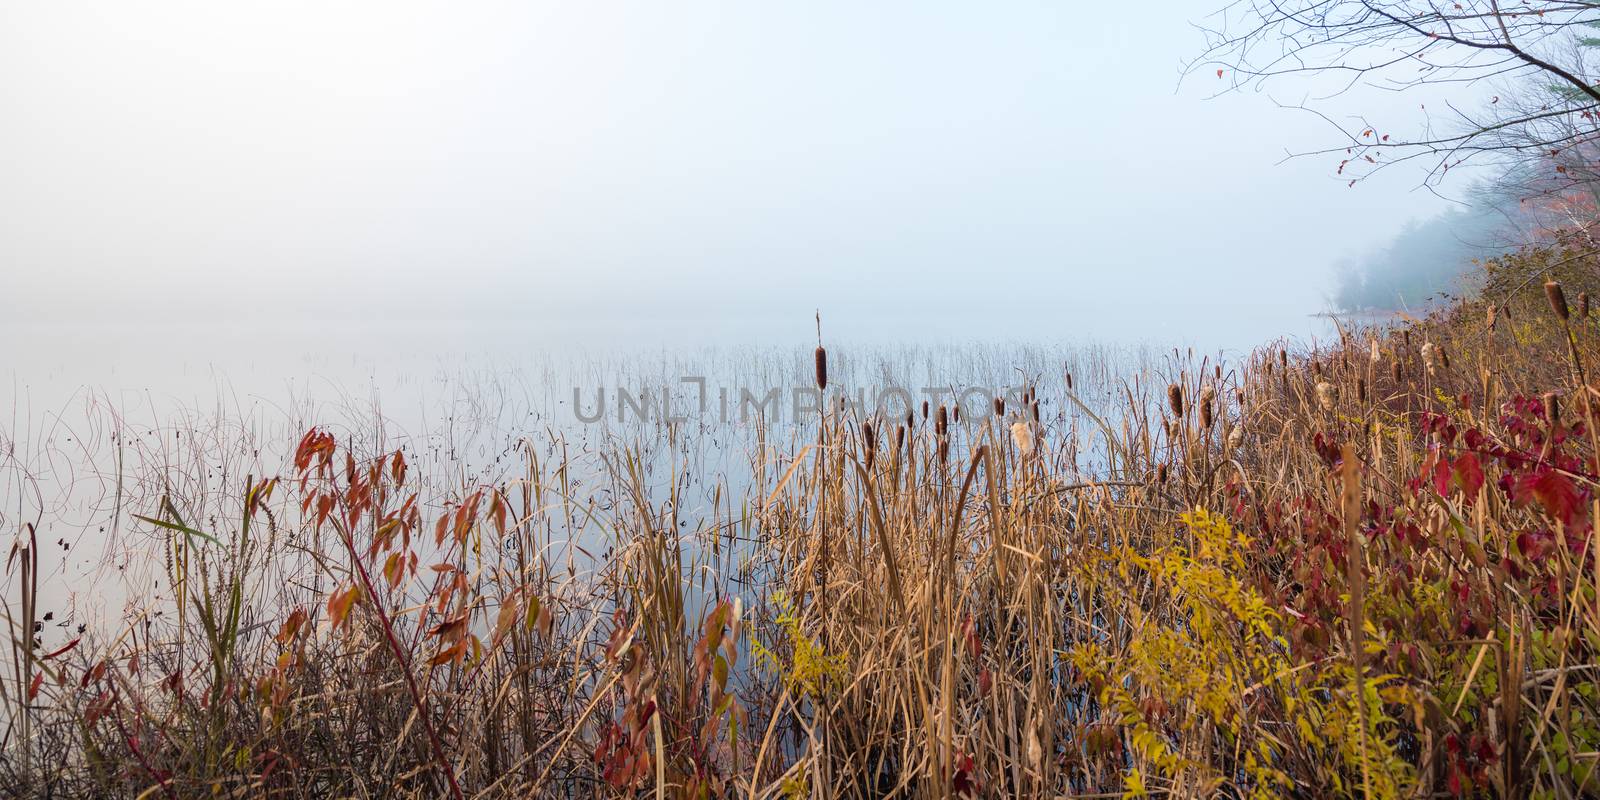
[133,514,222,547]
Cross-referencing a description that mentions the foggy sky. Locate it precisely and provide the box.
[1,2,1457,352]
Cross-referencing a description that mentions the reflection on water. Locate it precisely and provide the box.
[2,319,1157,656]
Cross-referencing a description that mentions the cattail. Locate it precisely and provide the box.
[993,397,1005,417]
[1544,391,1560,426]
[1487,304,1499,331]
[1312,360,1322,378]
[1030,401,1040,422]
[1215,365,1222,380]
[1369,339,1381,363]
[1279,349,1288,370]
[1391,360,1402,384]
[1579,291,1590,319]
[921,400,929,420]
[1167,383,1184,418]
[814,346,828,391]
[1440,347,1450,370]
[952,404,961,424]
[935,405,948,437]
[1315,381,1337,411]
[1226,424,1244,451]
[1357,377,1368,403]
[1546,280,1570,321]
[1066,372,1074,391]
[1234,388,1245,409]
[1403,329,1411,347]
[1420,342,1436,375]
[1155,463,1168,484]
[1199,386,1216,430]
[905,412,914,431]
[863,421,877,469]
[1010,422,1034,456]
[938,435,949,465]
[895,423,906,453]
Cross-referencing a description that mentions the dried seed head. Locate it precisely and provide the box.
[952,404,961,424]
[1234,388,1245,409]
[1440,347,1450,370]
[1544,391,1560,426]
[1279,349,1288,369]
[814,346,828,391]
[1391,360,1403,384]
[895,424,906,452]
[1579,291,1590,319]
[1403,329,1411,347]
[1167,383,1184,418]
[1214,365,1222,380]
[1420,342,1437,374]
[1315,381,1337,411]
[1010,422,1034,456]
[1369,338,1381,363]
[1487,304,1498,331]
[1226,424,1244,451]
[921,400,930,420]
[1357,377,1368,403]
[938,435,949,465]
[905,412,914,431]
[1155,463,1168,484]
[993,397,1005,417]
[1312,360,1322,378]
[1199,385,1216,429]
[935,405,948,436]
[1546,280,1571,321]
[863,421,875,448]
[1065,372,1074,391]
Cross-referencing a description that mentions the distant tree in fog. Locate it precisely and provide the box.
[1196,2,1600,305]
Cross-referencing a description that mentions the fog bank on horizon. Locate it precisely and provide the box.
[1,1,1454,352]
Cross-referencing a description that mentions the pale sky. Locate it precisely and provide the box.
[0,2,1458,352]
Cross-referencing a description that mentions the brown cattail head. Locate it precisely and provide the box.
[952,404,961,424]
[1199,385,1216,430]
[863,422,876,468]
[921,400,929,420]
[895,423,906,452]
[993,397,1005,417]
[1579,291,1590,319]
[1011,421,1035,456]
[905,412,914,431]
[1546,280,1570,321]
[1403,329,1411,347]
[935,405,948,437]
[1279,349,1288,369]
[1214,365,1222,380]
[1440,347,1450,370]
[1155,463,1168,484]
[1031,401,1040,422]
[1065,372,1074,391]
[1544,391,1560,427]
[814,346,828,391]
[1312,360,1322,378]
[1357,377,1368,403]
[938,435,949,465]
[1487,304,1498,331]
[1391,360,1403,384]
[1167,383,1184,418]
[1234,388,1245,409]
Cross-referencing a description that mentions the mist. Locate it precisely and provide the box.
[0,1,1466,355]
